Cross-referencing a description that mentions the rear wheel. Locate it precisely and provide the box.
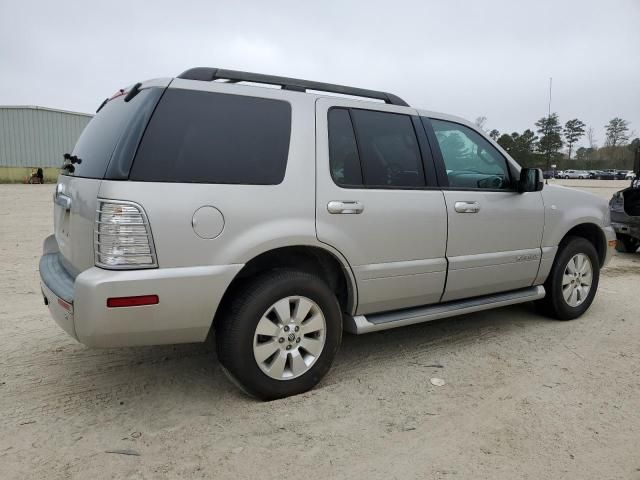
[216,270,342,400]
[536,236,600,320]
[616,234,640,253]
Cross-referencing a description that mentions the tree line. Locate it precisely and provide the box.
[475,115,639,171]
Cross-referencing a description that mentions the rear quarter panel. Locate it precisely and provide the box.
[98,81,321,269]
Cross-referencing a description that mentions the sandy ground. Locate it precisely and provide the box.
[0,181,639,480]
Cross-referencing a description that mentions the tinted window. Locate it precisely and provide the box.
[66,88,162,179]
[350,110,425,187]
[328,109,363,186]
[430,119,512,190]
[130,89,291,184]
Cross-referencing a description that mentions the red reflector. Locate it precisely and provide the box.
[107,295,159,308]
[58,298,72,311]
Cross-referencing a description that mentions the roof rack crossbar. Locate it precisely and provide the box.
[177,67,409,107]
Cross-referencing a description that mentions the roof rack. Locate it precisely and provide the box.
[177,67,409,107]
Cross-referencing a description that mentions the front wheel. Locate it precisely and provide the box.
[536,236,600,320]
[216,270,342,400]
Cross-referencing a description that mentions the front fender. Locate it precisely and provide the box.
[541,185,609,248]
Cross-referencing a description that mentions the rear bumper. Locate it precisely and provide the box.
[39,236,242,347]
[40,255,77,340]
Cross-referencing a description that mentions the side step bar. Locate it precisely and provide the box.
[344,286,545,334]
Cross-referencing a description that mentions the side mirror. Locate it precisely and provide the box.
[518,168,544,193]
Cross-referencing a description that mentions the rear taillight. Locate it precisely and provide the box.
[95,200,157,269]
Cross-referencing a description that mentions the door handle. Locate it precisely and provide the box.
[327,201,364,214]
[454,201,480,213]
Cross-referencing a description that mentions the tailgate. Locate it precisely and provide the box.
[54,175,101,275]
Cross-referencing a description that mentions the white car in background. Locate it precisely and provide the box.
[626,171,636,180]
[562,169,590,179]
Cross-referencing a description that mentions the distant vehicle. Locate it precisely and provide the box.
[542,170,556,179]
[599,169,627,180]
[562,169,590,179]
[595,170,616,180]
[625,171,636,180]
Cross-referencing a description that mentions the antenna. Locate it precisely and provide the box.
[548,77,552,117]
[544,77,554,176]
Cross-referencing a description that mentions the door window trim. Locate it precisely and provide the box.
[326,106,440,190]
[420,117,518,192]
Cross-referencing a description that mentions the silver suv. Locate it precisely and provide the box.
[40,68,616,399]
[561,169,590,179]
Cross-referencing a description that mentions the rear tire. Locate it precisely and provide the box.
[536,236,600,320]
[216,270,342,400]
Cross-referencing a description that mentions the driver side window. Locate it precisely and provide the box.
[430,119,512,190]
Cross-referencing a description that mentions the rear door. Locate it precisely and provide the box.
[423,117,544,301]
[315,98,448,315]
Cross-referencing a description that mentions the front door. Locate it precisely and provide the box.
[315,98,448,315]
[423,118,544,302]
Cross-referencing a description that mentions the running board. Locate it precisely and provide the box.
[344,286,545,334]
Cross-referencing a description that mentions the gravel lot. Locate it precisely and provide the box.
[1,181,639,479]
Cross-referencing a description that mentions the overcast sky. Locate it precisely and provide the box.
[1,0,638,148]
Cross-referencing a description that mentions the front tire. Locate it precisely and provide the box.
[536,236,600,320]
[216,270,342,400]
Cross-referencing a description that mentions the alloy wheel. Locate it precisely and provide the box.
[253,296,326,380]
[562,253,593,307]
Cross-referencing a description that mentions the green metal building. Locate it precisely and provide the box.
[0,105,92,182]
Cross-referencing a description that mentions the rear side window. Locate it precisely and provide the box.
[130,89,291,184]
[328,108,426,188]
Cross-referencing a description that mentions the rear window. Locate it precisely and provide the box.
[65,88,162,179]
[328,107,426,188]
[129,89,292,184]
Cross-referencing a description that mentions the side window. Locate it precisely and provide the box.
[130,89,291,184]
[430,119,512,190]
[351,110,425,187]
[328,109,363,186]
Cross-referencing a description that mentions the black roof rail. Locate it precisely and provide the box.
[177,67,409,107]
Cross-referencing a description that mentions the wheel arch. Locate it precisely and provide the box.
[212,244,358,332]
[560,222,607,266]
